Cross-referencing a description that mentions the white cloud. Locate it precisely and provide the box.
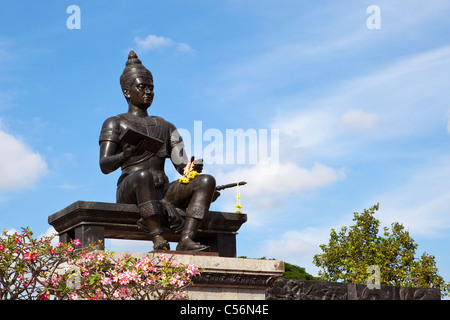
[39,227,60,247]
[57,183,79,190]
[134,34,174,51]
[212,160,346,226]
[339,109,379,133]
[261,227,331,276]
[215,161,346,198]
[176,42,194,53]
[134,34,194,53]
[0,128,48,191]
[273,110,336,150]
[263,229,319,257]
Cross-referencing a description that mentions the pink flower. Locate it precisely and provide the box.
[24,252,36,261]
[67,246,74,252]
[81,253,93,263]
[14,238,23,244]
[173,291,188,300]
[0,245,4,252]
[159,254,170,263]
[186,264,200,277]
[113,287,132,299]
[70,292,79,300]
[115,259,123,269]
[114,270,138,285]
[100,276,112,286]
[50,274,62,286]
[73,239,81,246]
[114,272,130,285]
[96,252,105,262]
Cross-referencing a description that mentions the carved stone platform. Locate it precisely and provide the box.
[48,201,247,257]
[265,279,441,300]
[115,251,284,300]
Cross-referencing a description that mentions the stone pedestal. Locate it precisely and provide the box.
[48,201,247,257]
[113,251,284,300]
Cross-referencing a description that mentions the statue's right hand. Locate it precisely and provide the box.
[122,140,147,159]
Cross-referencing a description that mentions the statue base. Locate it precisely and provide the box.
[48,201,247,257]
[115,251,284,300]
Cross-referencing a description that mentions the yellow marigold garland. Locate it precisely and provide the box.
[235,183,243,213]
[179,157,199,184]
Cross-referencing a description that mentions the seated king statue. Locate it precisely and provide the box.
[99,51,217,252]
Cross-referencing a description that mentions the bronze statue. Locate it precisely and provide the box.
[99,51,217,252]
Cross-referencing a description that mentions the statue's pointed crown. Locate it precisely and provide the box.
[120,50,153,91]
[125,50,142,67]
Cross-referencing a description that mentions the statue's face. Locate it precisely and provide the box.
[128,76,154,109]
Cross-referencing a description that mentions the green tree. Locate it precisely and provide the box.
[238,256,318,281]
[313,203,449,297]
[281,262,318,281]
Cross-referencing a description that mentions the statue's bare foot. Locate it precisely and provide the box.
[153,235,170,250]
[176,237,209,252]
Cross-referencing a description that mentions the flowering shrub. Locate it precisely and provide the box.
[0,227,74,300]
[0,227,201,300]
[53,251,201,300]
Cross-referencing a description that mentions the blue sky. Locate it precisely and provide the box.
[1,0,450,285]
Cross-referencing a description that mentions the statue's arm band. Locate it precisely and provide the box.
[99,127,121,144]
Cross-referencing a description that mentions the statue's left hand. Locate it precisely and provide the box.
[193,158,203,173]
